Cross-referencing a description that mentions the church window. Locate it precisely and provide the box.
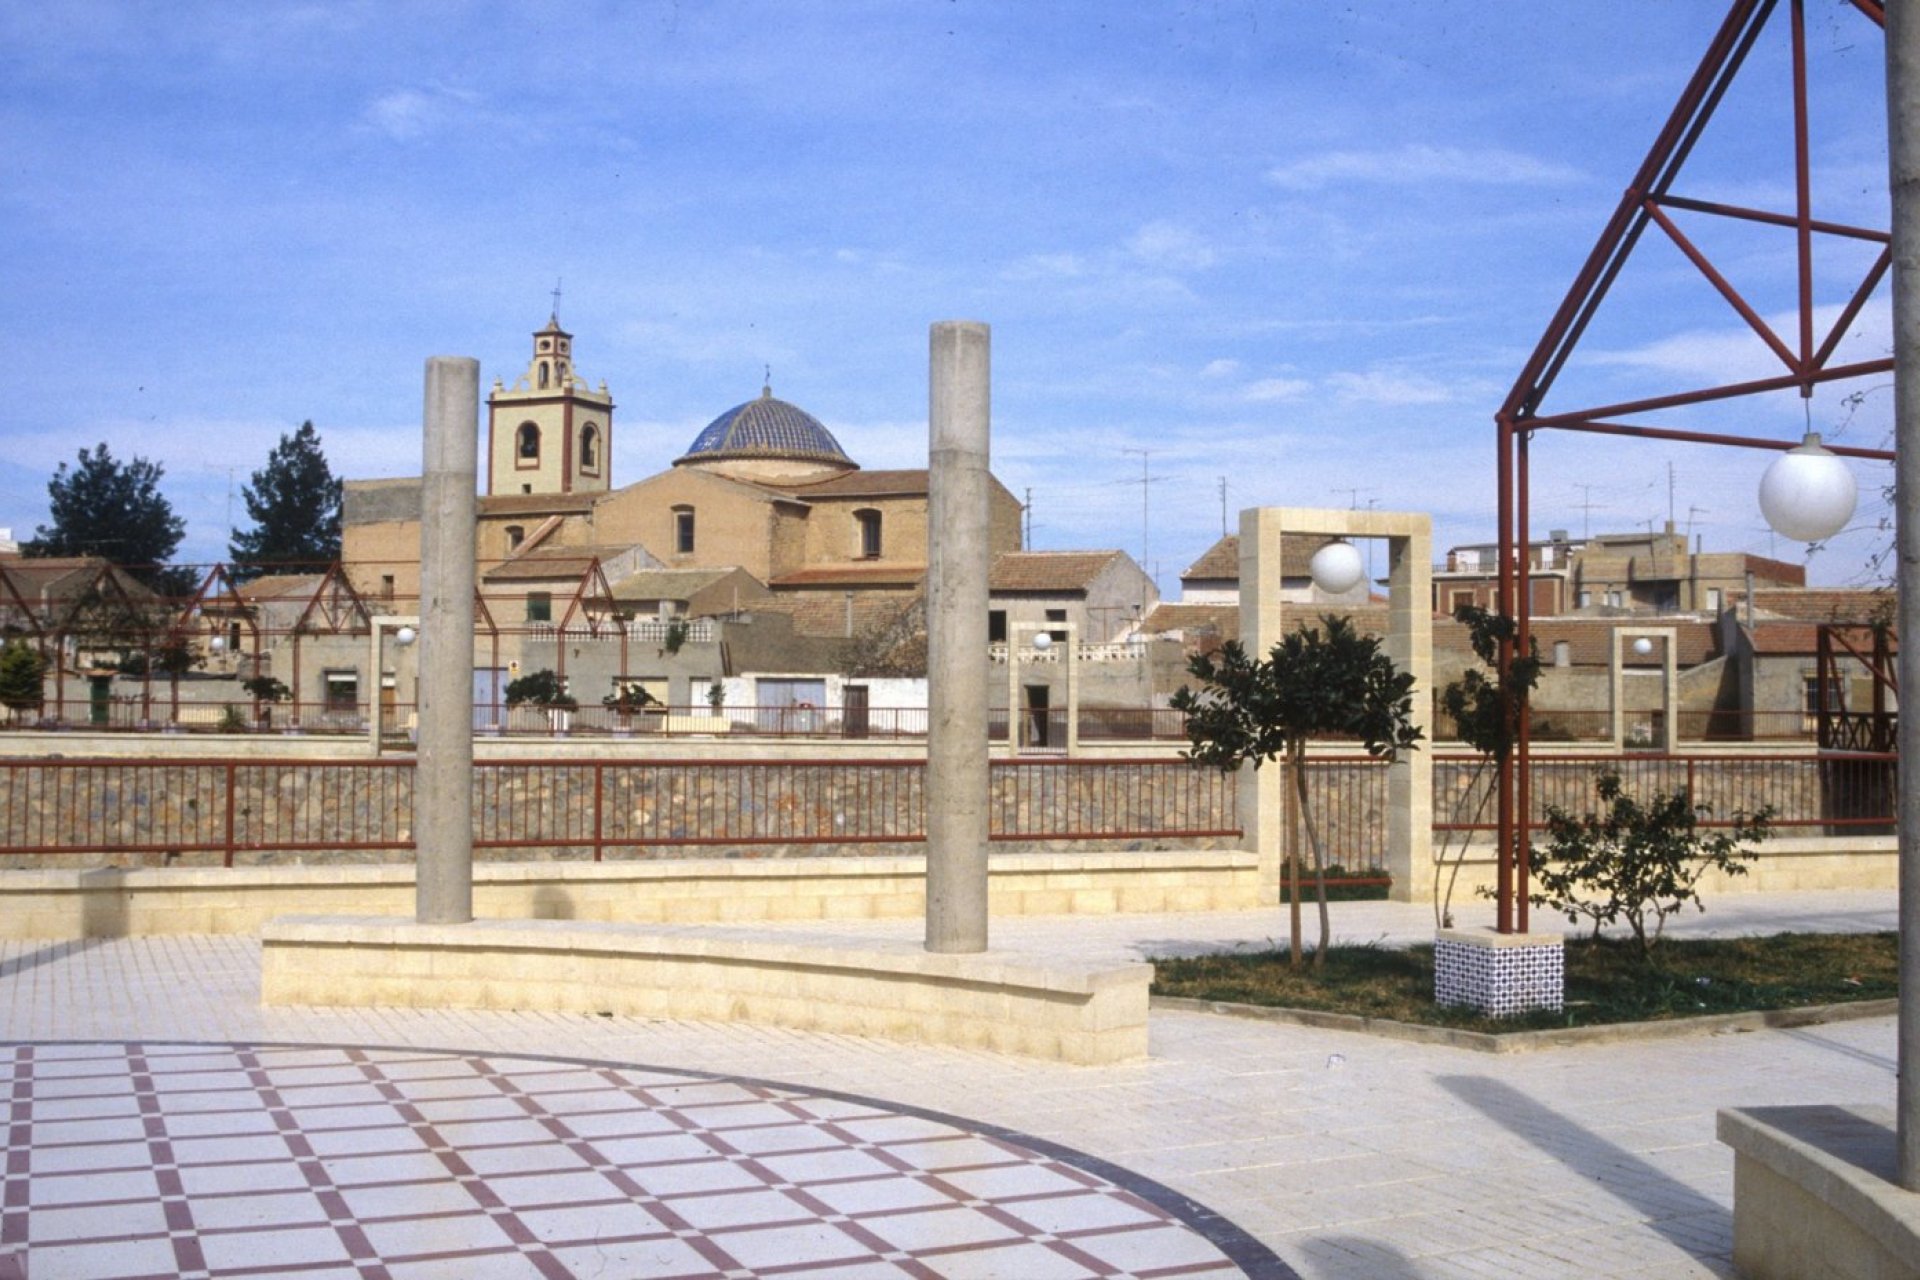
[580,425,599,472]
[854,509,882,559]
[504,525,525,551]
[673,506,696,555]
[538,362,550,389]
[517,423,540,462]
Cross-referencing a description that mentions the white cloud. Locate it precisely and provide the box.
[1001,252,1089,281]
[1200,359,1240,379]
[1325,370,1456,406]
[1266,144,1584,192]
[362,85,481,142]
[1125,221,1217,271]
[1590,299,1892,386]
[1240,377,1311,403]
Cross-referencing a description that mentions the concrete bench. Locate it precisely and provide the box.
[1720,1105,1920,1279]
[262,914,1151,1065]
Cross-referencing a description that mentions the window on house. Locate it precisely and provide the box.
[527,592,551,623]
[517,423,540,460]
[1605,590,1623,609]
[1707,587,1723,612]
[674,506,695,555]
[1553,641,1571,668]
[380,574,395,601]
[538,362,550,389]
[988,610,1007,644]
[1577,590,1592,608]
[1045,608,1069,643]
[854,509,882,559]
[580,424,599,471]
[504,525,525,551]
[323,671,358,714]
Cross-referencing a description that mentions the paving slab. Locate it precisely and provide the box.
[0,889,1900,1278]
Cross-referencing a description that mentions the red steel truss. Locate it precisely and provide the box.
[1492,0,1894,932]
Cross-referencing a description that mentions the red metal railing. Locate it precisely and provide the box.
[1432,751,1897,833]
[0,756,1238,864]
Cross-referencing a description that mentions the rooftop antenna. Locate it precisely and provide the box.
[1573,483,1606,539]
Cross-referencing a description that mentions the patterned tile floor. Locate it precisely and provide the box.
[1,1041,1282,1280]
[0,891,1900,1279]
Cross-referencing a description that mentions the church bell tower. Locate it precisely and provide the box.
[486,314,616,497]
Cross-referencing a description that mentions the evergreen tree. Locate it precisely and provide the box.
[26,443,188,592]
[228,421,343,579]
[0,640,47,713]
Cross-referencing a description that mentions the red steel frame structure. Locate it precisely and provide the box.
[1492,0,1894,932]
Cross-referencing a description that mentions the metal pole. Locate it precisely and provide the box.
[416,357,479,926]
[1885,0,1920,1191]
[925,321,991,954]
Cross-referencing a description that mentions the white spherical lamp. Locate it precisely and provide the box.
[1632,637,1654,656]
[1031,631,1052,651]
[1309,540,1366,595]
[1758,433,1856,543]
[395,626,417,647]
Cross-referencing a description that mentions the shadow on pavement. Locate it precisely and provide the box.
[1436,1074,1728,1261]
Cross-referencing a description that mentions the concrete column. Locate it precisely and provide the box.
[1884,0,1920,1190]
[925,322,992,954]
[1238,508,1285,902]
[416,357,479,926]
[1384,519,1433,905]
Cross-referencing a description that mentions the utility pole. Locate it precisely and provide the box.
[1023,487,1033,549]
[1218,476,1229,538]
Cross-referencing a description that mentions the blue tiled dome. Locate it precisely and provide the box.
[678,386,853,468]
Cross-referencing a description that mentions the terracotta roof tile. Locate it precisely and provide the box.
[771,469,930,499]
[770,563,926,588]
[990,551,1125,593]
[1177,534,1339,584]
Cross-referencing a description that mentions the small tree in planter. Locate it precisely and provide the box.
[1172,614,1422,969]
[603,682,659,731]
[0,640,48,722]
[505,668,576,733]
[242,675,292,728]
[1529,769,1771,962]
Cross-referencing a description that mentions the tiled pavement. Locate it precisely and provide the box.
[0,890,1899,1279]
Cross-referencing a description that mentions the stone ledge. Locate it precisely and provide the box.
[1719,1105,1920,1279]
[1154,995,1895,1053]
[261,914,1151,1065]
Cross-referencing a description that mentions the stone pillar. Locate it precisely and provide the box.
[416,357,479,926]
[1383,520,1434,904]
[925,321,991,954]
[1238,508,1286,902]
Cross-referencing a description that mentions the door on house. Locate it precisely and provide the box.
[474,668,507,730]
[1024,683,1050,750]
[756,678,827,735]
[842,684,870,738]
[88,675,112,727]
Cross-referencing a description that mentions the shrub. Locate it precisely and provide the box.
[504,669,576,710]
[1527,769,1771,960]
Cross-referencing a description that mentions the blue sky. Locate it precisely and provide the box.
[0,1,1895,593]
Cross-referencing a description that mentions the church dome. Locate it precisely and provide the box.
[676,386,855,475]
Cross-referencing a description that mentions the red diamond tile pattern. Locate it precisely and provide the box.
[1,1043,1265,1279]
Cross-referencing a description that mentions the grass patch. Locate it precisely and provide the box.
[1149,931,1898,1035]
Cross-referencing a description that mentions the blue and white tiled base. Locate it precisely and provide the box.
[1434,929,1564,1018]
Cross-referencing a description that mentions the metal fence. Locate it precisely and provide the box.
[1431,751,1898,834]
[0,756,1238,864]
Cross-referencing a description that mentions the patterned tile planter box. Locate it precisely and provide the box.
[1434,928,1564,1017]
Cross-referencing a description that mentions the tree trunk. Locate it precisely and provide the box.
[1282,753,1304,967]
[1292,744,1332,970]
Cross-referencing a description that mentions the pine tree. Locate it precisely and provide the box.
[26,443,188,592]
[228,421,343,580]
